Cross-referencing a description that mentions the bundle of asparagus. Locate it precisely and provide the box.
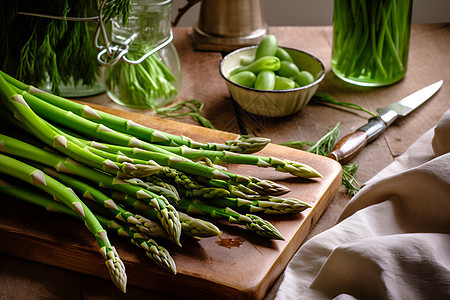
[0,71,322,292]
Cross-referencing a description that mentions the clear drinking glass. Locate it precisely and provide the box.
[331,0,413,87]
[104,0,182,108]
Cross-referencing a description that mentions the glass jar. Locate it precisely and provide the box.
[331,0,413,87]
[104,0,182,108]
[41,74,105,98]
[27,7,105,97]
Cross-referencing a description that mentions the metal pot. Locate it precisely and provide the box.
[175,0,268,51]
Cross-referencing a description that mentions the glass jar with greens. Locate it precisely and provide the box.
[0,1,110,97]
[104,0,182,108]
[331,0,413,87]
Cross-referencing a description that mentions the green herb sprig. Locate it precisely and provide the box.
[154,99,217,130]
[342,163,360,196]
[313,92,376,117]
[306,122,341,156]
[280,123,361,196]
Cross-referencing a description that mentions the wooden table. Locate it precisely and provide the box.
[1,24,449,299]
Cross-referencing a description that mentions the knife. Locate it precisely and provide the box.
[327,80,443,164]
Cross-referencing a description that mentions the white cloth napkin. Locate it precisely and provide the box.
[274,109,450,300]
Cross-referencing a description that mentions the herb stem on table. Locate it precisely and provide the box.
[280,122,361,196]
[313,92,376,117]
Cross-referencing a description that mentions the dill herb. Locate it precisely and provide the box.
[103,0,131,25]
[0,0,130,95]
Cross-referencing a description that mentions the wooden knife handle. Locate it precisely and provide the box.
[327,131,368,164]
[327,117,387,164]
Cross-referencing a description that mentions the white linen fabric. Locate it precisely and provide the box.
[274,109,450,300]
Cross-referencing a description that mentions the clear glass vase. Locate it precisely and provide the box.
[331,0,413,87]
[104,0,182,108]
[38,16,105,97]
[40,74,106,98]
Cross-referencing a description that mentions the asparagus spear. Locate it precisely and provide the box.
[155,145,323,178]
[41,168,167,238]
[0,74,148,178]
[127,177,180,205]
[177,211,222,240]
[0,114,286,202]
[1,70,270,154]
[2,83,241,182]
[85,199,169,240]
[128,176,235,208]
[0,177,80,219]
[0,154,127,292]
[2,75,306,194]
[188,196,311,215]
[106,190,222,239]
[140,178,310,214]
[126,176,284,239]
[0,177,175,274]
[146,174,230,200]
[151,167,231,199]
[0,133,182,246]
[97,215,177,274]
[44,121,162,178]
[43,120,168,180]
[195,176,291,197]
[84,140,290,195]
[67,131,284,201]
[33,105,292,196]
[80,142,231,201]
[176,198,284,240]
[0,107,162,179]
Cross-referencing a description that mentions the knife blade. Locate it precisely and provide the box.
[327,80,443,164]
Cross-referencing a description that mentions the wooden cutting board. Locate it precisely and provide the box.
[0,103,342,300]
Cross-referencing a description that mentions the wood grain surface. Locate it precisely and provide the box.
[0,104,341,299]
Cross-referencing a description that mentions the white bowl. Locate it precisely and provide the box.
[220,46,325,117]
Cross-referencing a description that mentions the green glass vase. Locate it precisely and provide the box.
[331,0,413,87]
